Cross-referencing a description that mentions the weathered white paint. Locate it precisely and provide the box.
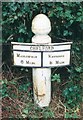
[31,14,51,35]
[33,68,51,107]
[31,14,51,107]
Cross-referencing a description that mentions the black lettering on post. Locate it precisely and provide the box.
[30,46,33,50]
[51,46,54,50]
[20,60,24,64]
[26,61,29,64]
[26,61,35,65]
[32,62,35,64]
[56,61,59,64]
[48,55,51,58]
[49,61,52,64]
[17,54,20,57]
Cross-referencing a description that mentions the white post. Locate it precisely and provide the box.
[31,14,51,107]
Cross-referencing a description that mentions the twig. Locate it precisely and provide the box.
[7,84,18,97]
[7,34,13,41]
[61,81,69,86]
[16,99,27,107]
[11,76,26,81]
[59,100,66,109]
[51,67,59,76]
[6,64,14,78]
[55,37,72,42]
[7,96,24,109]
[0,63,4,69]
[8,96,24,116]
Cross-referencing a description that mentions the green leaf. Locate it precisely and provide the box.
[22,108,29,114]
[69,31,72,35]
[69,87,73,92]
[18,12,23,17]
[51,74,61,83]
[77,12,82,16]
[63,89,69,96]
[76,16,83,22]
[18,38,24,42]
[22,114,27,118]
[56,7,63,11]
[68,99,73,104]
[65,10,71,18]
[75,67,82,73]
[19,29,25,33]
[65,112,72,118]
[73,112,79,118]
[63,30,68,36]
[76,47,80,51]
[3,12,7,17]
[14,16,18,20]
[9,81,17,85]
[70,20,74,24]
[80,23,83,30]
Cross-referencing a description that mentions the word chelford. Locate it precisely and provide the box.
[30,45,54,51]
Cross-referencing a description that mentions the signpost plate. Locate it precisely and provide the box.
[12,42,72,51]
[13,51,41,67]
[43,51,70,67]
[11,42,72,68]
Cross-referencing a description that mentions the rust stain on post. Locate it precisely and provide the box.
[33,79,46,97]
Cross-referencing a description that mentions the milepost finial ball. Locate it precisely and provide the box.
[32,14,51,35]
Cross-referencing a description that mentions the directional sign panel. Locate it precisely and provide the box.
[43,51,70,67]
[13,51,41,67]
[11,42,72,68]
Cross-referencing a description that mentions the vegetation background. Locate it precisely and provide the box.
[1,1,83,119]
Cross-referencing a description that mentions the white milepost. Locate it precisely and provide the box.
[31,14,51,107]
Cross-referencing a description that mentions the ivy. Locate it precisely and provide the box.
[2,2,83,43]
[63,84,82,108]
